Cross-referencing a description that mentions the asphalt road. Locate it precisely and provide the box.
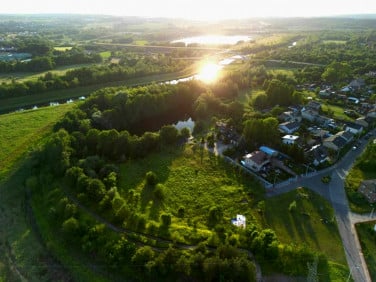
[267,129,376,282]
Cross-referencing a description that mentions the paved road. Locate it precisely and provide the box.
[267,130,376,282]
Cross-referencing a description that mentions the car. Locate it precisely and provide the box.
[352,146,357,150]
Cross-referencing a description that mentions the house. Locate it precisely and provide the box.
[338,131,354,143]
[306,101,322,112]
[319,89,331,98]
[310,127,330,140]
[355,117,369,128]
[316,115,333,127]
[358,180,376,203]
[231,214,246,228]
[323,134,347,151]
[278,121,300,134]
[301,109,318,122]
[279,111,295,122]
[349,78,366,90]
[308,144,329,166]
[345,122,363,135]
[282,135,299,145]
[348,97,360,104]
[367,109,376,119]
[259,146,279,157]
[242,151,269,172]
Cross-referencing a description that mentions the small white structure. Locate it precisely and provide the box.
[282,135,299,145]
[231,214,246,228]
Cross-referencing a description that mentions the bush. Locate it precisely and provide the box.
[146,171,157,186]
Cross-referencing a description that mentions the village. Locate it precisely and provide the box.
[215,77,376,204]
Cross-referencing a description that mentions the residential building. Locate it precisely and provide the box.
[278,121,300,134]
[306,101,322,112]
[345,122,363,135]
[282,135,299,145]
[355,117,369,128]
[338,130,354,143]
[301,109,318,122]
[349,78,366,90]
[242,151,269,172]
[308,144,329,166]
[323,134,347,151]
[231,214,246,228]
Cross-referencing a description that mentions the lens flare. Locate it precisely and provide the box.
[197,62,221,83]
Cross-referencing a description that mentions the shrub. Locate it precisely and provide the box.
[146,171,157,186]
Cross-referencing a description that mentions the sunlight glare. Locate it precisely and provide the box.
[197,63,221,83]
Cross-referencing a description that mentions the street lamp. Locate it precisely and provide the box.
[346,265,359,282]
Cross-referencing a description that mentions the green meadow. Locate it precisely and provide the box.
[356,221,376,281]
[0,104,75,179]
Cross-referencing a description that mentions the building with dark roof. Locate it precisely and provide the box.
[323,134,347,151]
[278,121,300,134]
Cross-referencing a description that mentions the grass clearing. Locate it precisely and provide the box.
[99,51,111,59]
[0,104,75,179]
[53,46,73,51]
[119,145,264,234]
[355,221,376,281]
[264,188,347,264]
[321,103,352,121]
[0,64,95,84]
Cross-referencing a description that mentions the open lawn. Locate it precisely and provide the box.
[0,104,75,179]
[321,104,353,121]
[345,141,376,213]
[53,46,73,51]
[264,188,347,265]
[355,221,376,281]
[0,64,95,84]
[119,144,264,237]
[99,51,111,59]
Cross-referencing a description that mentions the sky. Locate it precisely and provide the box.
[1,0,376,20]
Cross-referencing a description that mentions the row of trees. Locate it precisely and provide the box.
[0,55,189,99]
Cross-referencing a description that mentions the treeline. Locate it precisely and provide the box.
[272,31,376,76]
[0,56,189,99]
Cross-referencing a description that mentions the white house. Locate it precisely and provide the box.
[282,135,299,145]
[231,214,246,228]
[242,151,269,172]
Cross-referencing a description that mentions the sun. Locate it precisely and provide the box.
[197,62,221,83]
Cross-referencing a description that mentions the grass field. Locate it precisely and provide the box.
[264,188,347,264]
[0,104,75,179]
[321,104,353,121]
[355,221,376,281]
[119,144,264,237]
[99,51,111,59]
[0,104,75,281]
[53,46,73,51]
[0,64,95,84]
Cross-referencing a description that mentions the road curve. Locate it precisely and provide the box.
[267,129,376,282]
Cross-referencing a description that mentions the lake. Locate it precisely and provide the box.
[171,35,252,46]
